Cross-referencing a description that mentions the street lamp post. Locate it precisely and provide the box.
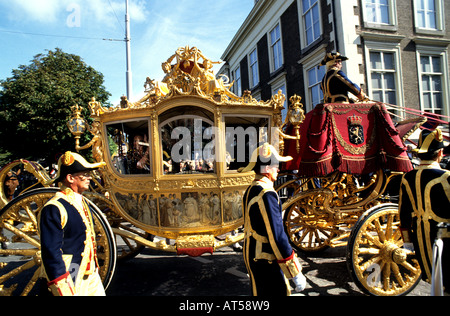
[125,0,132,101]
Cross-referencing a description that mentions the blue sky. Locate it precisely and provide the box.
[0,0,254,105]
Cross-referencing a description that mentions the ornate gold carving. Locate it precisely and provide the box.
[176,234,215,249]
[88,97,107,117]
[277,94,305,154]
[75,120,104,163]
[82,46,280,113]
[221,174,255,187]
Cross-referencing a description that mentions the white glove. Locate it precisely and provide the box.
[292,272,307,292]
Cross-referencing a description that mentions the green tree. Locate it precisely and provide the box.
[0,48,111,166]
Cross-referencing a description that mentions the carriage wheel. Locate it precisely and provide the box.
[0,160,50,209]
[0,188,117,296]
[346,203,422,296]
[283,190,338,252]
[83,192,148,261]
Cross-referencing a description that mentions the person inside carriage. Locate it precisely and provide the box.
[320,52,369,104]
[128,134,151,174]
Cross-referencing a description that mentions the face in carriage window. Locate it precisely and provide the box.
[106,120,152,175]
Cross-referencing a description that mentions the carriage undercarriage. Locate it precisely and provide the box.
[0,162,422,296]
[278,169,422,296]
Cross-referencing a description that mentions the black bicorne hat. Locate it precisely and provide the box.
[320,52,349,67]
[412,129,446,155]
[48,151,105,185]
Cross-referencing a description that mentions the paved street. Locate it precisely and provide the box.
[106,244,431,297]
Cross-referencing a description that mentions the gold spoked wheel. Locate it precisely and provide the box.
[0,160,50,209]
[283,189,338,252]
[0,188,116,296]
[346,203,422,296]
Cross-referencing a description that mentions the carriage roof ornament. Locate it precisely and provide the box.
[83,46,283,112]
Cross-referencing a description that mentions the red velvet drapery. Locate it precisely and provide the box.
[283,102,412,176]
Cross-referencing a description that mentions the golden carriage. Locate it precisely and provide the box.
[0,46,423,296]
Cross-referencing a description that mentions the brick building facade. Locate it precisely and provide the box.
[219,0,450,121]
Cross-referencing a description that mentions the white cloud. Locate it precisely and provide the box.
[132,0,251,83]
[0,0,64,23]
[0,0,148,28]
[72,0,148,29]
[0,0,254,104]
[128,0,148,23]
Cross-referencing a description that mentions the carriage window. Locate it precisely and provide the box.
[160,107,215,175]
[106,119,151,175]
[224,115,270,171]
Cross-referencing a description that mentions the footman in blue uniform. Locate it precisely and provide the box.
[240,143,306,296]
[320,52,368,103]
[39,151,106,296]
[399,129,450,295]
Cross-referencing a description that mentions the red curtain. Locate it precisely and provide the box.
[283,103,412,176]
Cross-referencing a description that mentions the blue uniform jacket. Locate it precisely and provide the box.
[39,189,96,283]
[321,68,362,103]
[243,177,293,262]
[399,162,450,287]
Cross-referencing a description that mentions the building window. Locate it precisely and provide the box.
[301,0,321,46]
[365,0,390,24]
[416,45,449,116]
[416,0,437,28]
[300,47,326,111]
[369,51,397,106]
[270,24,283,72]
[307,65,325,107]
[364,40,404,116]
[362,0,397,30]
[249,48,259,88]
[419,54,444,115]
[414,0,445,33]
[234,66,242,97]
